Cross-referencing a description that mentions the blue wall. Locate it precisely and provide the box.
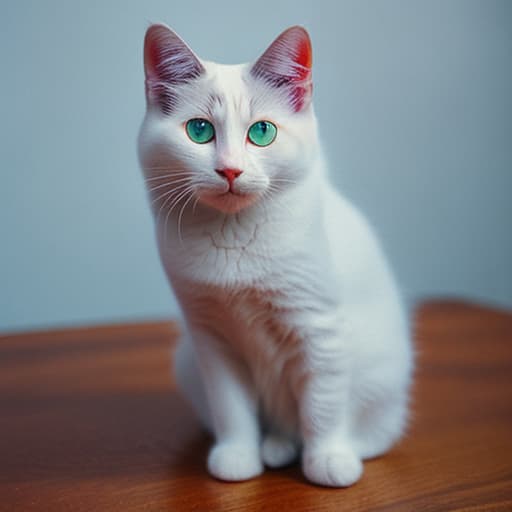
[1,0,511,331]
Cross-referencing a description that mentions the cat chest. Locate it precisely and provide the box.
[187,287,305,428]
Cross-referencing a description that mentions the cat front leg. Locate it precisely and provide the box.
[192,328,263,482]
[299,333,363,487]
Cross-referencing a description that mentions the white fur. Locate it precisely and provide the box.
[138,25,413,487]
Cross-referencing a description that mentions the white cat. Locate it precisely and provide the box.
[138,24,413,487]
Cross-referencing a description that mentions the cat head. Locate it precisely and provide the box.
[138,24,318,215]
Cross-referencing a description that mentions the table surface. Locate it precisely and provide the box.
[1,301,511,511]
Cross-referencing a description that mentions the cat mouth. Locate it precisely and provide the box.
[221,189,248,197]
[199,188,258,213]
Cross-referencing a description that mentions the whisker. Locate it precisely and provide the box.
[155,184,193,223]
[144,168,191,173]
[147,177,194,193]
[156,190,180,224]
[192,196,201,215]
[144,172,193,181]
[271,178,299,185]
[166,186,195,217]
[152,188,175,207]
[163,185,196,244]
[144,174,177,182]
[143,169,194,178]
[177,191,196,245]
[152,181,192,205]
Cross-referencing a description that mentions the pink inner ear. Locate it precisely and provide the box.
[145,35,162,82]
[295,36,312,79]
[291,32,312,110]
[143,25,204,114]
[251,26,313,112]
[144,25,172,85]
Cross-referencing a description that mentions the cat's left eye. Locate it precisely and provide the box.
[248,121,277,147]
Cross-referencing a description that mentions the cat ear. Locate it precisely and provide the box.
[143,24,205,114]
[250,26,313,112]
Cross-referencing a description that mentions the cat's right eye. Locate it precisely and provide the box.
[186,118,215,144]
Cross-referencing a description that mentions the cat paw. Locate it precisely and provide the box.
[261,434,299,468]
[207,442,263,482]
[302,446,363,487]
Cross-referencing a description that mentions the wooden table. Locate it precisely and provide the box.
[1,301,511,511]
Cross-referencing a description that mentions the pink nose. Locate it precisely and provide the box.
[216,168,243,186]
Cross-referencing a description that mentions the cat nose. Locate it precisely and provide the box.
[215,168,243,185]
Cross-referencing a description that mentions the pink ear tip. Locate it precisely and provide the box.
[144,23,169,48]
[144,24,167,71]
[145,23,171,37]
[284,26,313,69]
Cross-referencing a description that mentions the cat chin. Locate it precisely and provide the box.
[198,192,259,214]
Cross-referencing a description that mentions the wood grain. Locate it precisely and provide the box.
[1,301,511,511]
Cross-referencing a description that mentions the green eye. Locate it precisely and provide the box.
[248,121,277,147]
[186,118,215,144]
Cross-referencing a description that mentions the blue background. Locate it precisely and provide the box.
[1,0,511,331]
